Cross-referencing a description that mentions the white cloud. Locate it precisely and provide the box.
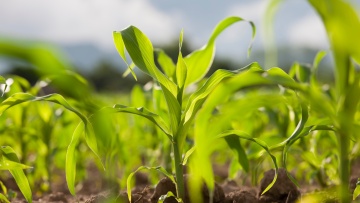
[287,14,328,48]
[0,0,179,49]
[227,0,267,23]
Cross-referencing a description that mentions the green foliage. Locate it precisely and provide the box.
[0,1,359,202]
[113,16,260,201]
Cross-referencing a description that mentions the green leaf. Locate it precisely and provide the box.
[131,85,146,107]
[214,130,278,194]
[1,146,32,203]
[309,0,360,93]
[183,69,236,124]
[156,49,176,79]
[117,26,177,96]
[313,50,327,70]
[0,193,10,203]
[113,31,137,80]
[176,52,187,100]
[0,76,5,84]
[0,93,103,195]
[158,191,182,203]
[65,122,83,195]
[311,51,327,85]
[110,105,171,138]
[224,135,249,172]
[184,16,256,86]
[353,179,360,200]
[182,146,196,165]
[176,30,187,90]
[117,26,180,136]
[177,69,237,148]
[126,166,174,202]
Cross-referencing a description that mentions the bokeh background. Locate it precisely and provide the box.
[1,0,359,91]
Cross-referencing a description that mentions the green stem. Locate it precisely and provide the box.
[338,130,351,203]
[173,142,185,201]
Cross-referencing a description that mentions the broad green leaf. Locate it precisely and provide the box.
[184,16,256,86]
[117,26,177,96]
[126,166,174,202]
[117,26,180,136]
[265,67,303,90]
[353,179,360,200]
[162,87,181,135]
[1,146,32,203]
[224,135,249,172]
[156,49,176,79]
[0,159,32,170]
[110,105,171,138]
[113,31,137,80]
[66,122,83,195]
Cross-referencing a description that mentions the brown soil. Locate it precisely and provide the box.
[3,167,360,203]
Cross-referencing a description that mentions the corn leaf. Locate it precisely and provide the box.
[116,26,180,136]
[184,16,256,86]
[177,69,238,148]
[0,93,103,195]
[156,49,176,79]
[224,135,249,172]
[116,26,177,96]
[176,30,187,91]
[1,146,32,203]
[110,105,171,138]
[0,193,10,203]
[214,130,278,194]
[353,179,360,200]
[309,0,360,93]
[113,31,137,80]
[65,122,83,195]
[158,191,181,203]
[0,76,5,84]
[126,166,174,202]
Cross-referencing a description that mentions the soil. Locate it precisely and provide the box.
[2,165,360,203]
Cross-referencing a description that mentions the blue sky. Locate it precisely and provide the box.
[1,0,359,69]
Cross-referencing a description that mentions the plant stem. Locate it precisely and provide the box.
[173,142,185,201]
[338,129,351,203]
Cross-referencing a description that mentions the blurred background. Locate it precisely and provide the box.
[1,0,359,92]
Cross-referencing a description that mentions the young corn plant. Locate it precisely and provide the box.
[264,0,360,201]
[0,75,32,203]
[111,16,277,202]
[0,43,105,201]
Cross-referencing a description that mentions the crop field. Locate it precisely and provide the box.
[1,0,360,203]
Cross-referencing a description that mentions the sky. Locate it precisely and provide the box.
[0,0,359,70]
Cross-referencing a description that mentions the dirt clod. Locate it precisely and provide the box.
[151,175,225,203]
[258,168,301,203]
[225,189,258,203]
